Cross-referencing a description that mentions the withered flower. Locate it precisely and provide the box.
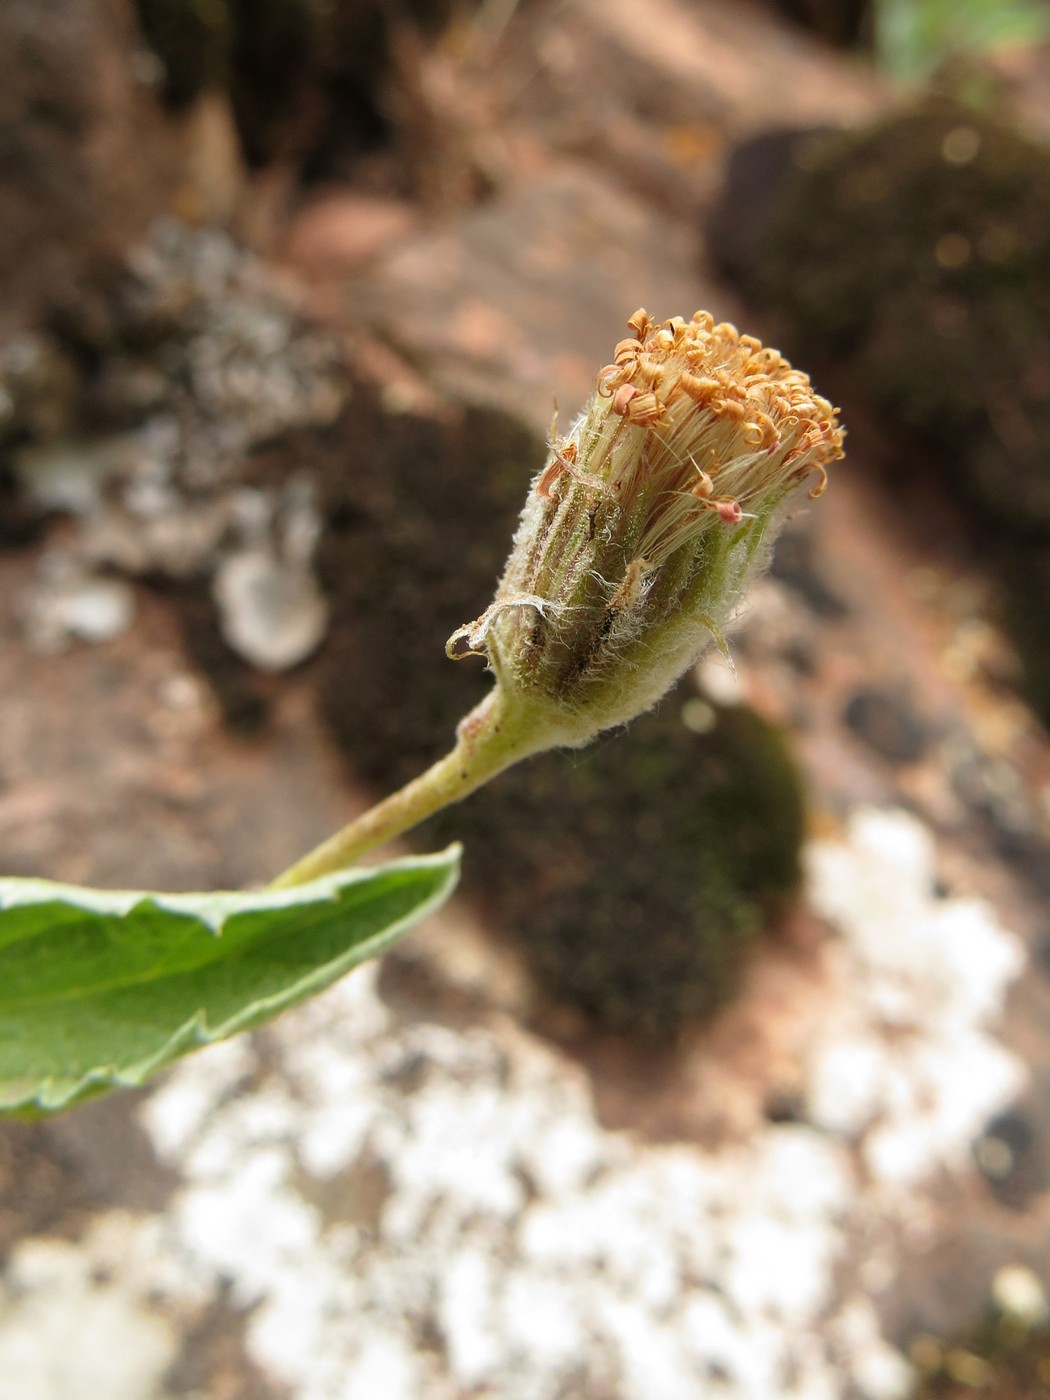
[274,310,843,886]
[448,308,844,744]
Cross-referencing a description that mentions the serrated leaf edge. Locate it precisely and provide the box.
[0,845,460,934]
[0,845,460,1115]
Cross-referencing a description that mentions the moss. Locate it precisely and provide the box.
[754,99,1050,531]
[314,387,806,1038]
[134,0,477,169]
[134,0,234,109]
[313,386,535,791]
[911,1309,1050,1398]
[427,697,805,1039]
[720,98,1050,723]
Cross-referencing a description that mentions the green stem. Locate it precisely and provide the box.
[270,687,547,889]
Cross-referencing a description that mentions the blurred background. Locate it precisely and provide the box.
[2,0,1050,1396]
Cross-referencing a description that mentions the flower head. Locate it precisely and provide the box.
[274,312,844,884]
[448,309,844,747]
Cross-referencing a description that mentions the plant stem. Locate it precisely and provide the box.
[270,687,546,888]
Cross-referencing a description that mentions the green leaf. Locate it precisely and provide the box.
[0,848,460,1117]
[876,0,1050,80]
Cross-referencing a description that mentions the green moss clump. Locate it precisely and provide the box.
[428,698,805,1039]
[754,99,1050,532]
[313,387,533,791]
[719,98,1050,721]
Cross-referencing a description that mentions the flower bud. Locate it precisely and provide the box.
[448,309,844,746]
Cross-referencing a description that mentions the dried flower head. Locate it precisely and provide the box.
[275,311,844,884]
[448,309,844,747]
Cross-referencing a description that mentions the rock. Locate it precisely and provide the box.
[991,1264,1049,1327]
[171,89,246,227]
[502,0,886,217]
[804,808,1025,1186]
[281,190,418,279]
[1,219,353,714]
[213,547,328,672]
[14,439,130,518]
[768,515,850,618]
[0,0,172,338]
[0,1227,178,1400]
[19,557,136,653]
[975,1102,1050,1211]
[344,159,725,433]
[0,336,82,446]
[844,686,932,765]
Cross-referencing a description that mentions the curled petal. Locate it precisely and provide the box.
[612,383,639,415]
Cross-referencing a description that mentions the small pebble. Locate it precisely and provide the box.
[843,687,930,764]
[213,548,328,672]
[20,560,135,652]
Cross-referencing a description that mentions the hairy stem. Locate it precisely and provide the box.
[270,687,547,888]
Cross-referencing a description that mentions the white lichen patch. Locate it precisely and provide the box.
[0,1216,181,1400]
[12,221,346,669]
[0,808,1026,1399]
[135,958,891,1399]
[18,556,136,653]
[804,808,1026,1186]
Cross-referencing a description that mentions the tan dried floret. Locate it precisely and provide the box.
[585,309,842,561]
[447,308,844,745]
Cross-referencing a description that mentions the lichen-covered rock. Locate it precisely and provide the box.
[4,222,346,705]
